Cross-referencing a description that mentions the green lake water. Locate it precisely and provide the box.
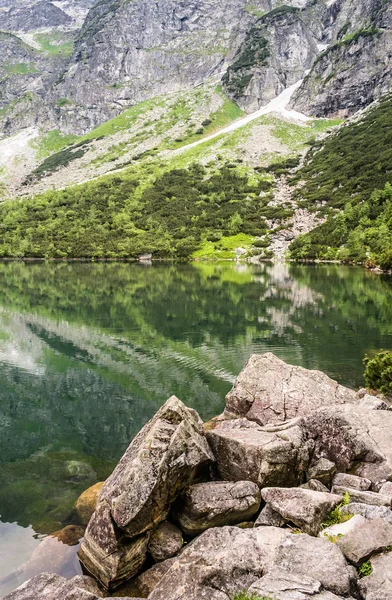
[0,261,391,595]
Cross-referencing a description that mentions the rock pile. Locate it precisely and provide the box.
[6,353,392,600]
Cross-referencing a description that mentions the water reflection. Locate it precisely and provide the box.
[0,261,391,595]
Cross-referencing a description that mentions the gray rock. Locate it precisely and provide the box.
[358,551,392,600]
[340,502,392,524]
[303,405,392,483]
[332,486,391,508]
[379,481,392,499]
[301,479,330,493]
[174,480,261,536]
[249,567,354,600]
[224,353,357,425]
[70,576,104,597]
[114,558,176,598]
[148,522,183,562]
[332,473,372,492]
[307,458,336,487]
[337,518,392,565]
[79,396,214,588]
[148,526,354,600]
[358,394,390,411]
[3,572,100,600]
[261,487,342,536]
[207,417,310,487]
[254,504,287,528]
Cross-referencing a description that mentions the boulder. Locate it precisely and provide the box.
[358,551,392,600]
[337,518,392,565]
[4,572,100,600]
[249,568,355,600]
[301,479,330,493]
[79,396,214,588]
[379,481,392,499]
[254,504,287,528]
[148,526,354,600]
[307,458,336,487]
[331,486,391,507]
[173,480,261,537]
[261,487,342,536]
[304,405,392,483]
[70,576,104,597]
[332,473,372,491]
[340,502,392,524]
[148,522,182,562]
[74,481,105,526]
[224,353,357,425]
[207,419,310,488]
[115,558,176,598]
[319,515,366,541]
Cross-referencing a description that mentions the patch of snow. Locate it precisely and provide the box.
[317,44,329,52]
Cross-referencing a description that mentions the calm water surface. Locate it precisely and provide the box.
[0,261,391,595]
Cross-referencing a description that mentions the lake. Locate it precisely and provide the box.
[0,261,391,595]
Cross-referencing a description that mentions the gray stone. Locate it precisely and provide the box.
[148,526,354,600]
[174,480,261,537]
[224,353,357,425]
[304,405,392,483]
[337,518,392,565]
[307,458,336,487]
[332,473,372,491]
[148,522,183,562]
[340,502,392,524]
[254,504,287,528]
[379,481,392,499]
[249,568,354,600]
[358,551,392,600]
[207,418,310,488]
[70,576,104,597]
[79,396,214,588]
[3,572,100,600]
[301,479,330,493]
[332,486,391,508]
[114,558,176,598]
[261,487,342,536]
[358,394,390,411]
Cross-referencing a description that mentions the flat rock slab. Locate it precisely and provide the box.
[207,419,310,488]
[332,473,371,491]
[148,526,354,600]
[340,502,392,524]
[304,405,392,483]
[79,396,214,588]
[332,486,391,507]
[358,551,392,600]
[249,567,355,600]
[261,487,342,536]
[174,480,261,536]
[224,353,357,425]
[337,518,392,565]
[319,515,366,541]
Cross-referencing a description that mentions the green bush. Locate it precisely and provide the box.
[364,351,392,396]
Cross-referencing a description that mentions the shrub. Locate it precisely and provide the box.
[321,492,351,528]
[357,561,372,578]
[364,351,392,396]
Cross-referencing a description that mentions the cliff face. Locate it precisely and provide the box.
[1,1,73,32]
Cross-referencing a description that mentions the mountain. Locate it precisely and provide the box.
[1,1,73,32]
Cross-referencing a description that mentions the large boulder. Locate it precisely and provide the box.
[336,518,392,566]
[224,353,358,425]
[79,396,214,589]
[148,526,355,600]
[260,487,342,536]
[4,573,101,600]
[207,419,310,488]
[340,502,392,524]
[303,405,392,484]
[358,552,392,600]
[173,480,261,537]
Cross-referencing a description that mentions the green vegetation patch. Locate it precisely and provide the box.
[364,350,392,396]
[3,62,39,75]
[34,31,74,56]
[321,492,352,529]
[32,130,79,160]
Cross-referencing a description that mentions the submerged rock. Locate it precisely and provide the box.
[79,396,214,588]
[224,353,358,425]
[173,480,261,537]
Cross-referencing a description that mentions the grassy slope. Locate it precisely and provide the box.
[288,95,392,267]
